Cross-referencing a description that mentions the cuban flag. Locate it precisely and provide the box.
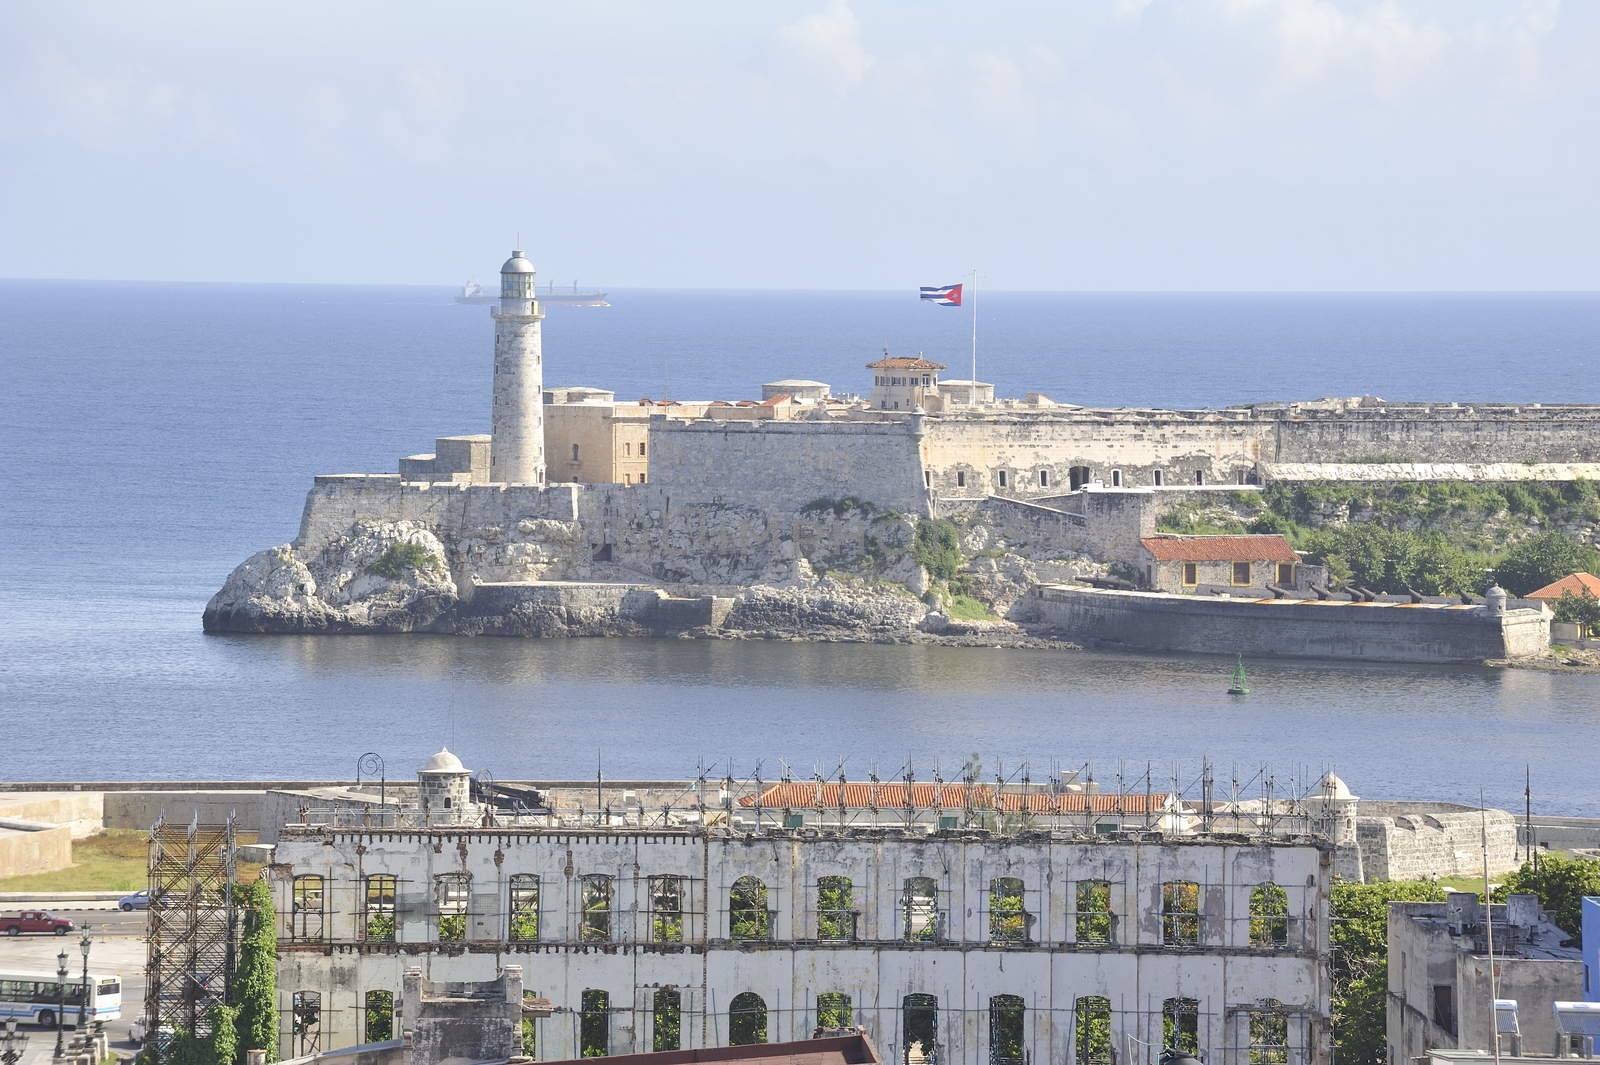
[919,283,963,306]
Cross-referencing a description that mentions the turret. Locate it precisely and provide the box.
[417,747,477,827]
[489,249,546,485]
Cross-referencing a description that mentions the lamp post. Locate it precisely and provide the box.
[78,932,92,1032]
[2,1019,28,1065]
[54,949,67,1058]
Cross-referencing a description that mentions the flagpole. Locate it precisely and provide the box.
[970,268,978,387]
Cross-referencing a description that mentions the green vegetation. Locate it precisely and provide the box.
[521,993,540,1057]
[208,1004,238,1065]
[913,517,964,582]
[1493,532,1600,596]
[1300,526,1494,596]
[437,913,466,942]
[817,877,854,941]
[0,830,261,892]
[1331,879,1445,1065]
[364,912,395,943]
[730,877,770,941]
[652,988,681,1051]
[946,593,997,621]
[1493,854,1600,943]
[817,992,852,1029]
[1553,591,1600,631]
[235,879,279,1064]
[580,989,609,1057]
[366,541,440,580]
[800,496,877,517]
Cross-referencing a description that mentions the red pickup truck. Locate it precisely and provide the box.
[0,911,74,935]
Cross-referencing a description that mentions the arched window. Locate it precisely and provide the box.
[729,992,768,1046]
[817,992,852,1030]
[290,875,325,942]
[650,875,685,944]
[1075,880,1113,944]
[508,874,539,942]
[363,875,396,943]
[904,994,939,1063]
[1163,997,1198,1054]
[435,873,470,943]
[580,989,609,1057]
[1074,996,1112,1065]
[902,877,939,942]
[988,876,1028,943]
[1249,1001,1289,1064]
[990,994,1025,1065]
[653,987,681,1052]
[730,876,769,942]
[1161,880,1200,945]
[817,876,854,942]
[364,990,394,1043]
[291,991,322,1057]
[580,875,612,942]
[1069,465,1091,491]
[1250,883,1290,947]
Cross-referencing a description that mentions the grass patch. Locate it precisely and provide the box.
[0,830,262,892]
[946,594,998,621]
[366,541,440,580]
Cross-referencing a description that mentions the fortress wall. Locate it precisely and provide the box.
[297,476,583,550]
[1355,807,1519,881]
[920,416,1269,497]
[648,417,931,514]
[1032,585,1548,662]
[1269,408,1600,463]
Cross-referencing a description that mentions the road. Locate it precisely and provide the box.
[0,906,147,1063]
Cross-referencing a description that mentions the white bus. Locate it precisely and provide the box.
[0,970,123,1027]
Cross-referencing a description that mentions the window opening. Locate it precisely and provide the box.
[817,876,855,942]
[435,873,469,942]
[1153,469,1164,487]
[653,987,681,1052]
[1233,561,1251,586]
[1276,563,1295,586]
[364,875,397,942]
[902,877,939,942]
[365,990,394,1044]
[1182,563,1198,587]
[998,470,1008,488]
[818,992,852,1030]
[650,875,685,943]
[1075,880,1113,944]
[1162,997,1198,1054]
[988,876,1028,943]
[1039,469,1050,488]
[580,989,609,1057]
[1249,1003,1289,1064]
[729,992,768,1046]
[509,874,539,942]
[1111,469,1123,487]
[903,994,939,1065]
[521,991,540,1057]
[1250,884,1290,947]
[291,991,322,1058]
[580,874,612,942]
[1194,470,1205,485]
[291,875,325,942]
[730,876,770,942]
[1075,997,1112,1065]
[1161,880,1200,945]
[990,994,1025,1065]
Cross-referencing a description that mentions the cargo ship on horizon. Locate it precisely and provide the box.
[456,278,609,307]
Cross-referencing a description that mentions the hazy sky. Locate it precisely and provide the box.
[2,1,1596,290]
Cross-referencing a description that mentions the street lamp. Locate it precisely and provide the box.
[53,949,67,1058]
[1,1019,28,1065]
[78,932,92,1032]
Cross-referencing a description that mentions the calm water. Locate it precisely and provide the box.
[2,282,1597,810]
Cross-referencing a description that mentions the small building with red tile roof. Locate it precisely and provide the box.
[1138,534,1311,595]
[866,351,945,411]
[1524,571,1600,601]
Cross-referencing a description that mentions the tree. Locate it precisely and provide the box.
[1552,591,1600,635]
[234,880,279,1064]
[1330,880,1445,1065]
[1493,533,1600,596]
[208,1004,238,1065]
[1493,854,1600,944]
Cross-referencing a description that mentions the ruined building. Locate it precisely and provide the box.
[267,751,1334,1065]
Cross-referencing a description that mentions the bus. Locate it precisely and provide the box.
[0,970,123,1027]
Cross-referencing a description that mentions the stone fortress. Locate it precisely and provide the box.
[204,247,1600,658]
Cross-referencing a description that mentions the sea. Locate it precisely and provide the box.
[2,282,1598,813]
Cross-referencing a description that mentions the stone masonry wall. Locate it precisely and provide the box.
[1355,804,1520,881]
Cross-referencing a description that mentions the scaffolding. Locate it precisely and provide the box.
[145,813,238,1062]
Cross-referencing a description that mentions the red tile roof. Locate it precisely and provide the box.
[866,356,945,370]
[741,781,1171,814]
[1140,535,1298,563]
[1526,571,1600,599]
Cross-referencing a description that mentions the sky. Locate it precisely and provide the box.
[1,0,1596,291]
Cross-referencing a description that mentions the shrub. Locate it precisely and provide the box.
[234,880,278,1063]
[1493,533,1600,596]
[913,518,964,582]
[367,541,440,580]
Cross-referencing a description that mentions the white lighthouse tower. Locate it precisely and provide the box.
[489,248,546,485]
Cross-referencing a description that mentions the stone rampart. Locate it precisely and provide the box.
[1032,584,1548,662]
[1268,405,1600,463]
[1261,462,1600,482]
[299,476,584,550]
[1354,802,1520,881]
[648,416,931,514]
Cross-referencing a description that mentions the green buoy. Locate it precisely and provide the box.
[1227,654,1251,696]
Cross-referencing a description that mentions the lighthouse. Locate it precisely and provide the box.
[489,249,546,485]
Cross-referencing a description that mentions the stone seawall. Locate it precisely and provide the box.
[1031,585,1548,663]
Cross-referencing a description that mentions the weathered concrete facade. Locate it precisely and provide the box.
[271,825,1330,1065]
